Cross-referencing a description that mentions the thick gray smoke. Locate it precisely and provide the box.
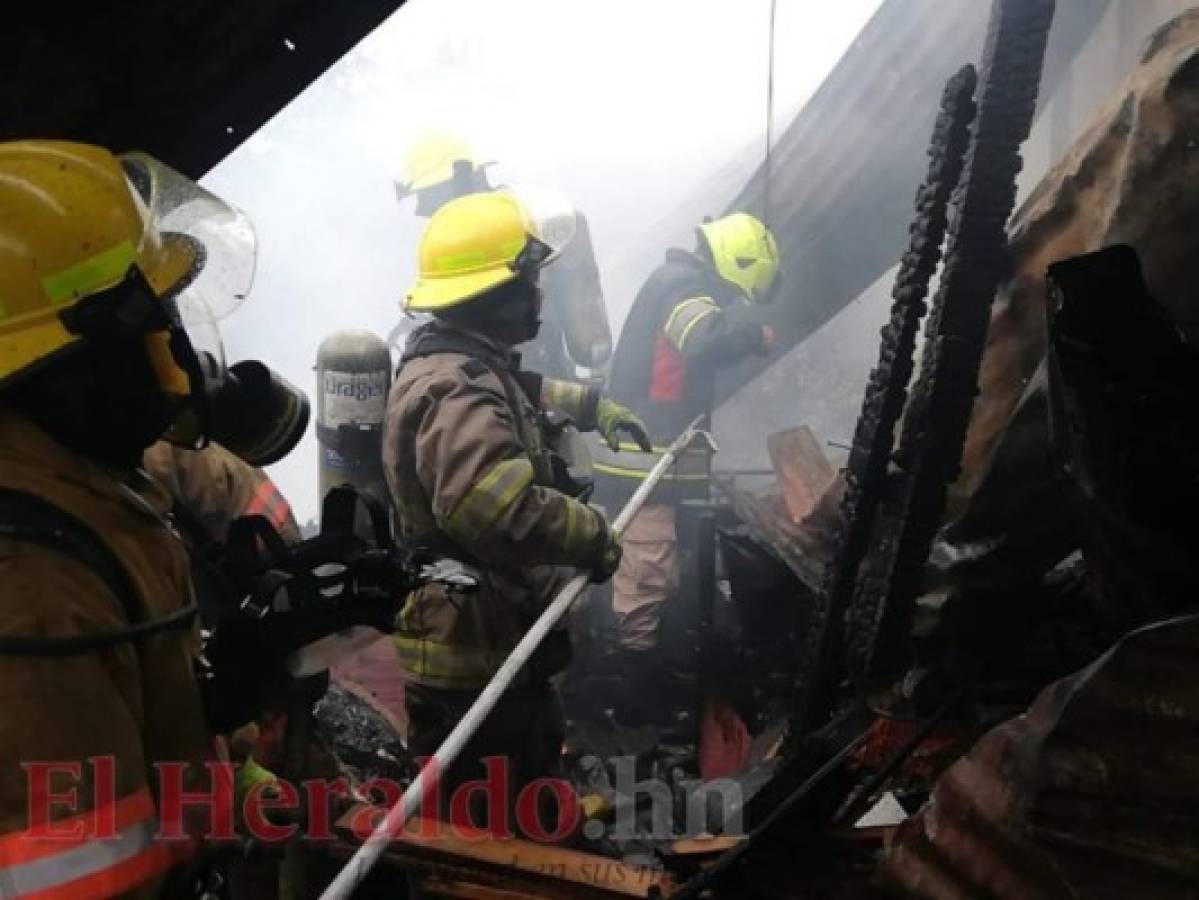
[203,0,881,521]
[713,0,1194,475]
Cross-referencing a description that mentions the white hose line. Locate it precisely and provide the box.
[318,416,706,899]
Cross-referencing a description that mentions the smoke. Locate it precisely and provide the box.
[202,0,883,520]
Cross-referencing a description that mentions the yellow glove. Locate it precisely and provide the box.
[596,398,652,453]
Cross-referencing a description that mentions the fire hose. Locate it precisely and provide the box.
[318,415,712,900]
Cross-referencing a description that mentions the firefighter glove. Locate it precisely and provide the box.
[590,527,623,583]
[596,398,652,453]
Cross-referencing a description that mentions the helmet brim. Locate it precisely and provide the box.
[404,266,517,312]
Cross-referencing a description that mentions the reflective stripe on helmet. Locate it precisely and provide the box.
[430,237,528,276]
[40,241,137,306]
[406,192,541,311]
[443,456,534,544]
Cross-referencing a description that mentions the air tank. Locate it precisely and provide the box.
[545,211,611,371]
[315,330,393,532]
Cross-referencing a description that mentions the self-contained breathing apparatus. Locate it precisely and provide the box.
[193,484,477,733]
[400,323,596,502]
[0,348,477,735]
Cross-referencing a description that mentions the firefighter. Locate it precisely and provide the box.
[596,212,781,723]
[397,132,492,218]
[396,132,611,379]
[0,140,277,897]
[144,440,301,545]
[143,438,319,896]
[383,190,648,834]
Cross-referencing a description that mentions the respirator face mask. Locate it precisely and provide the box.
[120,153,310,466]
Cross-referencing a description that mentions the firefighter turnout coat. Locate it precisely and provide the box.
[598,248,768,506]
[383,322,610,690]
[0,404,211,899]
[143,441,301,545]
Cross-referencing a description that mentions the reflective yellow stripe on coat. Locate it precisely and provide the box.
[394,634,497,690]
[662,296,718,352]
[442,457,533,546]
[590,440,710,482]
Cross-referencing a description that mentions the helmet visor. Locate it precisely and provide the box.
[502,185,576,262]
[120,152,257,321]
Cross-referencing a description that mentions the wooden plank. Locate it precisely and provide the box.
[666,835,744,857]
[418,877,556,899]
[334,805,675,898]
[711,473,843,593]
[768,426,836,523]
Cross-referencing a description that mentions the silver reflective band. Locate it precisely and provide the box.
[663,296,719,352]
[0,819,159,897]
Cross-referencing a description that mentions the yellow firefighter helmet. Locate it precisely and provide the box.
[0,140,254,398]
[699,212,781,303]
[401,132,481,194]
[405,191,554,312]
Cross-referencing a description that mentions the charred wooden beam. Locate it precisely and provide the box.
[789,62,978,735]
[844,0,1057,690]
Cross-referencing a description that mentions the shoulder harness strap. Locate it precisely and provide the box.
[402,329,538,422]
[400,327,559,488]
[0,488,197,656]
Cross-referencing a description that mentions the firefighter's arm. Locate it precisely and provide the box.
[540,378,600,426]
[143,441,300,544]
[0,551,187,898]
[663,295,770,365]
[414,372,613,571]
[540,379,651,453]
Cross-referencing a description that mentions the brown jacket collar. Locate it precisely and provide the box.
[0,401,174,522]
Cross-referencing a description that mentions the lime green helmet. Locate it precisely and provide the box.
[699,212,781,303]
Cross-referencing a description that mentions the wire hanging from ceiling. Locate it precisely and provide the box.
[763,0,778,230]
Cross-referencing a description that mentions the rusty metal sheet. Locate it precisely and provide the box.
[879,614,1199,899]
[961,7,1199,498]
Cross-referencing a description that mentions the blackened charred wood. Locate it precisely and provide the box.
[846,0,1057,684]
[790,65,978,734]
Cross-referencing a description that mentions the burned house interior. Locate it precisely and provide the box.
[5,0,1199,898]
